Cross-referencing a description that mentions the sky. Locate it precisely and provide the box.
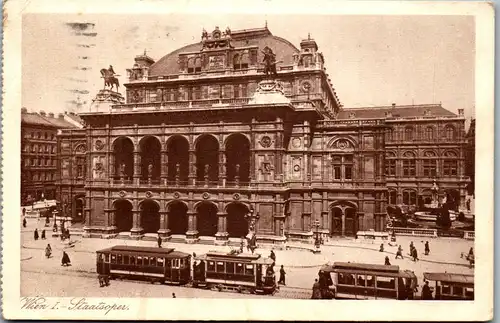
[22,14,475,121]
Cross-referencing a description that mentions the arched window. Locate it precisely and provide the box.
[445,126,455,140]
[386,128,394,141]
[402,190,417,206]
[404,127,414,141]
[402,151,416,177]
[443,151,458,176]
[187,58,195,74]
[423,151,437,177]
[194,57,202,73]
[385,152,397,176]
[425,127,434,140]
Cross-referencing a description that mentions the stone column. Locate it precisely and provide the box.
[133,152,141,185]
[185,211,198,241]
[215,212,229,244]
[160,150,168,186]
[219,150,226,186]
[158,210,170,238]
[188,150,196,185]
[341,209,346,236]
[109,154,115,184]
[130,209,143,236]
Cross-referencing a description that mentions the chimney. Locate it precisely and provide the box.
[458,109,464,116]
[48,112,54,118]
[58,113,64,119]
[39,110,46,116]
[392,103,396,108]
[21,107,28,113]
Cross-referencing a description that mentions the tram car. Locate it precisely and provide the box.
[193,251,277,294]
[96,245,191,285]
[319,262,418,300]
[423,272,474,300]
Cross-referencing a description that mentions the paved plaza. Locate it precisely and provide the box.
[21,217,474,298]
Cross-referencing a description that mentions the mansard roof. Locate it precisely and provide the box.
[337,104,458,119]
[21,110,78,129]
[149,27,300,77]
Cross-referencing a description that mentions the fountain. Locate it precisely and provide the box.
[414,181,457,222]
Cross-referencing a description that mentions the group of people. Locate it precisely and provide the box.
[264,250,286,286]
[33,228,47,240]
[34,224,72,266]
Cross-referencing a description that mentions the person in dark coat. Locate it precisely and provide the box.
[34,229,39,241]
[157,235,162,248]
[278,265,286,285]
[395,245,404,259]
[384,256,391,266]
[45,244,52,258]
[172,293,176,298]
[379,243,384,252]
[22,218,27,228]
[424,241,430,255]
[409,241,414,255]
[61,251,71,266]
[412,247,419,262]
[270,250,276,265]
[421,281,433,300]
[311,279,322,299]
[41,230,46,240]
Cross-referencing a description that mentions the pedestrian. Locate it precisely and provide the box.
[172,293,176,298]
[379,243,384,252]
[157,235,162,248]
[278,265,286,285]
[22,218,27,228]
[384,256,391,266]
[424,241,430,255]
[53,222,58,233]
[311,279,322,299]
[412,247,419,262]
[466,199,471,212]
[421,280,433,300]
[34,228,39,241]
[409,241,414,255]
[270,250,276,264]
[395,245,404,259]
[61,251,71,266]
[66,229,71,241]
[98,275,105,287]
[45,244,52,258]
[22,207,26,217]
[468,247,474,258]
[41,229,46,240]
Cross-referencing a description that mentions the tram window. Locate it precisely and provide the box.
[137,256,144,266]
[216,262,225,272]
[157,258,164,267]
[245,264,254,275]
[98,254,104,262]
[150,257,156,266]
[130,256,136,265]
[465,288,474,298]
[172,259,180,269]
[441,284,451,295]
[357,275,366,287]
[226,262,235,273]
[207,261,215,272]
[117,254,123,264]
[452,286,464,296]
[180,259,184,268]
[105,254,110,263]
[123,255,129,265]
[236,263,244,274]
[111,254,117,264]
[376,276,395,289]
[367,275,375,287]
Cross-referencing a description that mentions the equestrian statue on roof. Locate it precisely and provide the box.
[261,47,281,78]
[100,65,120,92]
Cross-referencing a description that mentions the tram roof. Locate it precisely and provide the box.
[196,251,274,264]
[321,262,401,274]
[424,272,474,285]
[96,245,190,258]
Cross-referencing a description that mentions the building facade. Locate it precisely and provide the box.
[21,109,80,204]
[465,119,475,196]
[57,26,469,243]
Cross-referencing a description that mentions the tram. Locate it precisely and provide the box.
[193,251,277,294]
[319,262,418,300]
[96,245,191,284]
[423,272,474,300]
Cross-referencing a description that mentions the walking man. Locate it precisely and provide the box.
[61,251,71,266]
[34,228,39,241]
[278,265,286,285]
[412,247,419,262]
[395,245,404,259]
[157,235,162,248]
[270,250,276,265]
[22,218,27,228]
[424,241,430,255]
[41,229,46,240]
[421,281,433,300]
[384,256,391,266]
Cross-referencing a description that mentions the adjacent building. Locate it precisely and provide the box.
[57,26,469,243]
[21,109,82,204]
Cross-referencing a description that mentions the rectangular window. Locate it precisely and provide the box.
[356,275,366,287]
[111,254,116,264]
[385,159,396,176]
[157,258,164,267]
[332,155,354,180]
[376,276,395,290]
[216,261,225,272]
[403,160,416,177]
[338,273,355,285]
[423,160,437,177]
[207,261,215,272]
[235,263,244,274]
[244,264,254,275]
[333,165,341,179]
[123,255,129,265]
[443,160,458,176]
[117,254,123,264]
[226,262,235,273]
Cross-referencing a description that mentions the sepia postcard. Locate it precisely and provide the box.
[1,0,494,321]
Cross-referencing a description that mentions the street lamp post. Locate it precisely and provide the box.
[313,219,321,254]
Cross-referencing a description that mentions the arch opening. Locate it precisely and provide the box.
[167,136,189,185]
[168,202,188,235]
[140,136,161,181]
[225,134,250,185]
[113,137,134,180]
[226,203,249,238]
[196,136,219,183]
[140,200,160,233]
[196,202,218,236]
[114,199,133,232]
